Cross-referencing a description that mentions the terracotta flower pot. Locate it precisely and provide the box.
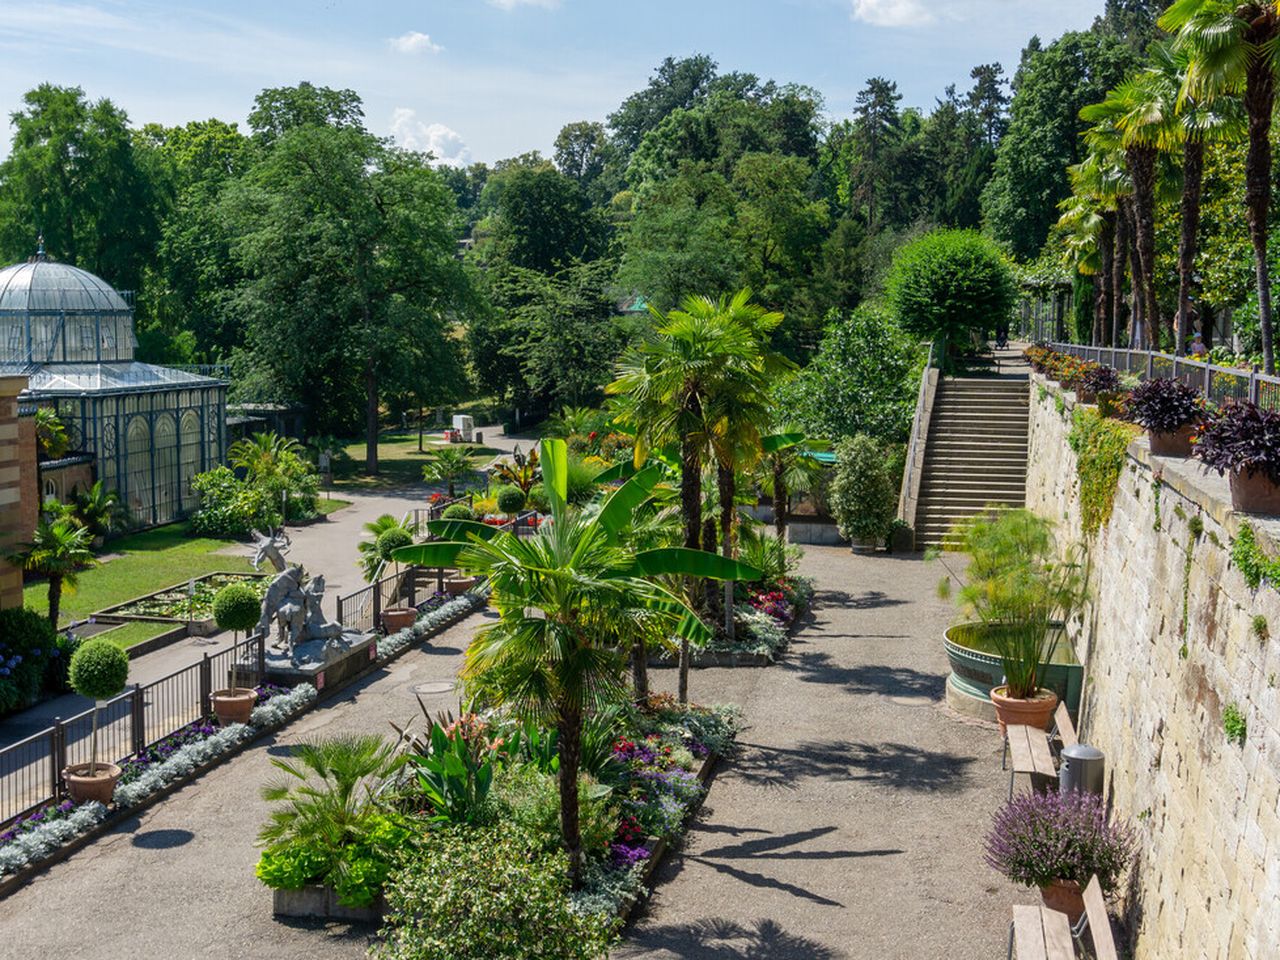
[1040,879,1086,925]
[381,606,418,634]
[1229,467,1280,515]
[990,685,1058,737]
[1149,424,1196,457]
[444,577,477,596]
[63,761,122,804]
[211,687,257,725]
[1076,389,1096,404]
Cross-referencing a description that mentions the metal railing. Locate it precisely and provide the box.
[1045,342,1280,411]
[0,633,266,829]
[898,340,942,529]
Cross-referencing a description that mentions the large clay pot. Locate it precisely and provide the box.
[848,536,880,554]
[444,577,477,596]
[1040,879,1086,925]
[381,607,418,634]
[63,762,122,804]
[1229,468,1280,515]
[211,687,257,725]
[1149,424,1196,457]
[990,685,1058,737]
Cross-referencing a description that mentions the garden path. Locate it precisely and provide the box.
[0,547,1016,959]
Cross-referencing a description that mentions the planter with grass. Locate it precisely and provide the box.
[210,583,262,725]
[1129,377,1202,457]
[1195,400,1280,513]
[64,639,130,803]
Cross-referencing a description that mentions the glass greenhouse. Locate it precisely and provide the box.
[0,251,227,526]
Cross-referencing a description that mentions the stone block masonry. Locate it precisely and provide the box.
[0,375,31,610]
[1028,374,1280,960]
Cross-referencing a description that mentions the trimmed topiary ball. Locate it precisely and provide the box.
[69,639,130,702]
[213,582,262,634]
[377,527,415,562]
[495,485,527,516]
[441,503,475,521]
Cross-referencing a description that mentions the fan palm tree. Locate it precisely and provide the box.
[1161,0,1280,372]
[72,480,123,542]
[759,429,830,541]
[421,446,475,498]
[10,518,95,628]
[229,431,302,481]
[358,513,414,582]
[1061,149,1130,346]
[393,440,759,886]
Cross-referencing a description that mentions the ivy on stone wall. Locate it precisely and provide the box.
[1231,522,1280,591]
[1067,407,1141,538]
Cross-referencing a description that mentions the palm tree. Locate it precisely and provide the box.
[34,407,69,460]
[421,447,474,498]
[759,429,829,541]
[10,518,95,628]
[394,440,758,886]
[1161,0,1280,372]
[72,480,123,542]
[229,431,302,481]
[358,513,415,582]
[1062,149,1131,345]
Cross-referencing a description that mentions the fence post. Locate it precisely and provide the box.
[1145,351,1154,381]
[1172,356,1179,382]
[1203,362,1212,400]
[130,685,146,755]
[50,717,66,800]
[1251,365,1261,405]
[437,566,444,594]
[336,594,343,628]
[256,632,266,683]
[373,579,383,632]
[199,653,212,718]
[408,568,417,608]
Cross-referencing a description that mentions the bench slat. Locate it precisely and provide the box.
[1012,904,1049,960]
[1007,725,1036,773]
[1054,703,1078,747]
[1083,876,1119,960]
[1028,726,1056,777]
[1041,906,1074,959]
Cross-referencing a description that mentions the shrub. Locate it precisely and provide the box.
[491,765,617,857]
[495,485,527,516]
[212,582,261,635]
[565,455,601,505]
[829,434,896,543]
[376,824,615,960]
[0,608,58,713]
[1194,400,1280,485]
[441,503,475,521]
[190,444,319,538]
[376,527,415,562]
[68,639,129,701]
[1078,365,1121,396]
[1223,703,1247,746]
[1128,378,1202,433]
[885,229,1016,343]
[985,790,1134,893]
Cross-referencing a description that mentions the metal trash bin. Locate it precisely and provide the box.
[1059,743,1105,795]
[474,431,483,444]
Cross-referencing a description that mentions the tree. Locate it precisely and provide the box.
[224,122,468,471]
[968,64,1011,147]
[247,82,365,145]
[10,518,95,628]
[849,78,903,231]
[885,230,1016,345]
[1161,1,1280,373]
[608,54,720,154]
[394,442,758,886]
[421,448,475,499]
[482,166,607,273]
[553,121,608,189]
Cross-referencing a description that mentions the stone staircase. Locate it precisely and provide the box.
[913,374,1029,547]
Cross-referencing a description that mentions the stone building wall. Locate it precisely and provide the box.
[1027,374,1280,960]
[0,376,32,609]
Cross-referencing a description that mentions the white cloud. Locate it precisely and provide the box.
[488,0,560,9]
[851,0,934,27]
[389,31,443,55]
[390,108,471,167]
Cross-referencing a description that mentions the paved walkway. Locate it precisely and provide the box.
[0,547,1015,960]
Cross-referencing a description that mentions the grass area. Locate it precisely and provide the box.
[332,431,499,491]
[93,621,178,649]
[315,496,352,516]
[23,523,254,629]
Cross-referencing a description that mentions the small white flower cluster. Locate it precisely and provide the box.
[113,724,254,807]
[0,803,107,878]
[726,604,789,658]
[249,682,317,728]
[377,592,485,660]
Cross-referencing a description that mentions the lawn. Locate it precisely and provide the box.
[315,496,352,516]
[22,523,255,640]
[331,431,499,490]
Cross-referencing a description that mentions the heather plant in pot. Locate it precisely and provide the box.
[1195,400,1280,513]
[65,639,130,803]
[940,509,1088,732]
[985,789,1134,924]
[1129,378,1202,456]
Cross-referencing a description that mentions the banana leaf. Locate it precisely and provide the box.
[541,438,568,512]
[392,541,468,568]
[623,547,762,582]
[595,465,662,541]
[424,519,503,542]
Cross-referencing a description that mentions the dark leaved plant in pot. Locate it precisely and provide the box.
[985,789,1134,924]
[65,639,131,803]
[940,509,1088,733]
[1076,364,1121,405]
[1129,378,1202,457]
[1194,400,1280,513]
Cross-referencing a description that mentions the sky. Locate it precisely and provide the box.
[0,0,1108,166]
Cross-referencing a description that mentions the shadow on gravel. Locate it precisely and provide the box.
[785,651,944,699]
[815,588,908,610]
[622,917,841,959]
[131,828,194,849]
[730,739,974,793]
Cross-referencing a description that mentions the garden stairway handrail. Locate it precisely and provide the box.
[897,338,942,531]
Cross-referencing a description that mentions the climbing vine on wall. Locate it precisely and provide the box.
[1067,407,1141,538]
[1231,522,1280,590]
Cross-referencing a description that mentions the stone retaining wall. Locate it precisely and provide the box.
[1027,374,1280,960]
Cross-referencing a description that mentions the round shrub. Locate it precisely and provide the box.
[441,503,475,521]
[886,229,1016,343]
[495,485,526,516]
[68,638,130,702]
[376,527,415,562]
[829,434,896,544]
[0,608,58,713]
[212,582,261,634]
[377,824,613,960]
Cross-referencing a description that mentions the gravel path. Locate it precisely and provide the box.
[0,547,1015,959]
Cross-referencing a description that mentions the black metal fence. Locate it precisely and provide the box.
[0,633,267,829]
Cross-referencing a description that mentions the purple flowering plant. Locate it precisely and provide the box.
[0,799,77,849]
[117,718,220,785]
[984,790,1135,892]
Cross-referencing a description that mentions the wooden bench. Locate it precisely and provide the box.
[1007,876,1118,960]
[1050,703,1078,756]
[1003,723,1056,798]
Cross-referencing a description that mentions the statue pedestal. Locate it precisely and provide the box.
[261,631,378,693]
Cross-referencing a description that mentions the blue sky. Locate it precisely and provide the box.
[0,0,1107,165]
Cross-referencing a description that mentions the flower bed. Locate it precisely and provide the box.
[706,575,816,661]
[376,592,486,660]
[96,572,269,627]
